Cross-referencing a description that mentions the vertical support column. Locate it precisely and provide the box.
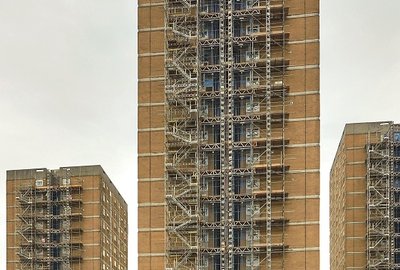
[265,1,273,269]
[218,0,226,268]
[226,0,234,268]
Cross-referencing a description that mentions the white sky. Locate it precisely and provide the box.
[1,0,400,269]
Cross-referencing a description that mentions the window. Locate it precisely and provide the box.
[246,24,259,35]
[234,177,242,194]
[213,255,221,270]
[234,99,241,116]
[213,179,220,196]
[233,151,242,168]
[202,205,209,217]
[233,229,241,247]
[246,128,260,138]
[396,237,400,249]
[213,230,220,247]
[234,203,241,221]
[395,146,400,157]
[201,179,208,192]
[245,50,260,61]
[395,177,400,188]
[246,256,260,267]
[245,76,260,87]
[246,203,260,216]
[213,152,221,169]
[395,192,400,203]
[233,254,241,270]
[35,179,44,187]
[395,222,400,233]
[202,130,208,141]
[246,229,260,241]
[202,256,209,267]
[213,125,220,143]
[234,124,243,142]
[213,203,221,222]
[202,231,209,243]
[246,153,259,164]
[395,132,400,142]
[62,178,70,185]
[202,156,209,166]
[200,104,208,117]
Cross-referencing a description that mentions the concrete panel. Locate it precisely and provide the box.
[345,179,366,193]
[284,198,319,221]
[138,55,164,79]
[138,181,165,204]
[346,223,366,238]
[345,148,367,163]
[138,6,164,29]
[138,231,165,253]
[138,130,164,153]
[345,164,366,178]
[138,30,164,54]
[285,68,319,93]
[285,119,320,144]
[284,224,319,247]
[345,193,366,208]
[345,209,366,222]
[287,93,320,118]
[344,134,368,147]
[285,17,319,41]
[345,238,366,252]
[284,172,320,196]
[138,206,165,228]
[284,250,319,270]
[138,156,164,178]
[285,146,320,170]
[286,0,319,15]
[287,42,319,66]
[138,255,165,270]
[138,106,165,129]
[345,253,366,268]
[138,81,165,104]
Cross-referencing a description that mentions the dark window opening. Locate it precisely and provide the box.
[213,203,221,222]
[394,177,400,188]
[395,237,400,249]
[233,254,241,270]
[233,151,241,169]
[396,252,400,264]
[395,207,400,219]
[52,205,61,215]
[51,191,61,201]
[214,152,221,170]
[234,203,241,221]
[213,179,220,196]
[234,177,242,194]
[233,229,241,247]
[395,222,400,233]
[50,233,61,243]
[213,255,221,270]
[50,262,61,270]
[395,192,400,203]
[213,230,220,247]
[51,219,61,230]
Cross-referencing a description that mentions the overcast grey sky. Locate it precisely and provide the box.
[1,0,400,269]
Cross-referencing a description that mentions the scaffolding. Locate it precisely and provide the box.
[367,124,400,269]
[16,168,83,270]
[165,0,289,269]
